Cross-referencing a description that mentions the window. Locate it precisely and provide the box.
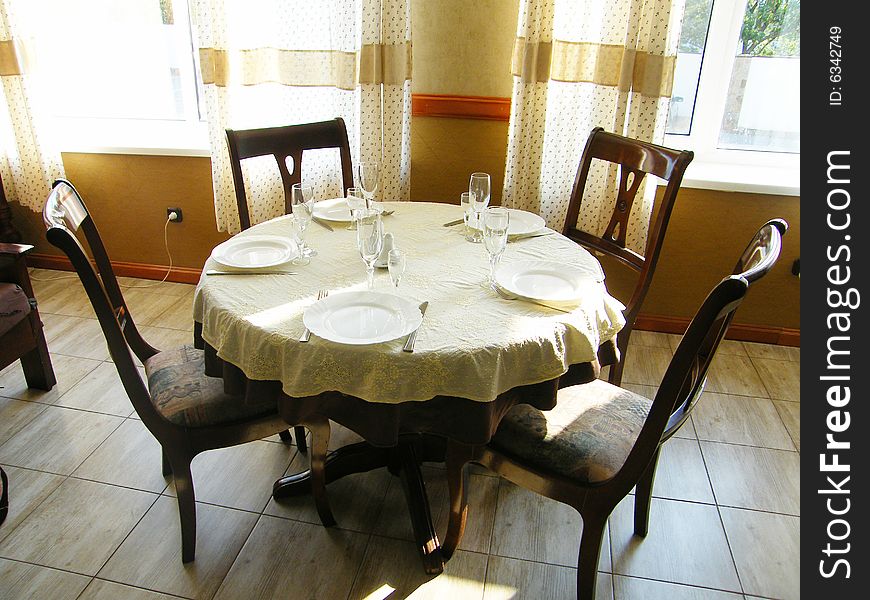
[664,0,800,192]
[22,0,207,154]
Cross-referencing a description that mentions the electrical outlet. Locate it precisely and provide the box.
[167,207,183,223]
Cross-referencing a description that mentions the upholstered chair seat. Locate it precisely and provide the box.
[491,380,651,484]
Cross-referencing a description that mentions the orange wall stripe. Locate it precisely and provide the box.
[412,94,511,121]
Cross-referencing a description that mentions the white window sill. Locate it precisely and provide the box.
[55,117,211,158]
[678,160,800,197]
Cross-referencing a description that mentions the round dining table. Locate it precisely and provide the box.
[193,200,625,573]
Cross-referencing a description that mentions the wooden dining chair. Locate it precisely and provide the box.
[1,242,56,391]
[443,219,787,600]
[563,127,694,385]
[43,179,335,562]
[226,117,354,230]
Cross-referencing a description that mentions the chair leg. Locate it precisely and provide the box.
[294,426,308,453]
[278,429,292,444]
[634,446,661,537]
[161,449,172,476]
[20,334,56,391]
[305,418,335,527]
[442,440,473,560]
[607,327,632,386]
[577,513,608,600]
[168,454,197,563]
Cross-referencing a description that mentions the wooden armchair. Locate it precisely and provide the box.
[443,219,787,599]
[0,242,55,391]
[43,179,335,562]
[226,118,353,230]
[563,127,693,385]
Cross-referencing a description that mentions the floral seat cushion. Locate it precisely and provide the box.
[490,379,652,484]
[145,345,277,428]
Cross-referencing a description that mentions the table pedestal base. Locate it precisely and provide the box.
[273,434,447,575]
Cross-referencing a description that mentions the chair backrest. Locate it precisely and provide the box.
[614,219,786,489]
[226,118,354,230]
[563,127,693,320]
[43,180,159,424]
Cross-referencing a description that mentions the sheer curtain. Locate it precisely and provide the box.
[0,1,64,214]
[503,0,684,252]
[191,0,411,233]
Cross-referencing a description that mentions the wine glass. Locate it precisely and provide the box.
[357,162,380,210]
[356,208,383,290]
[468,172,491,243]
[483,207,510,286]
[388,248,406,289]
[291,183,316,257]
[460,192,475,242]
[287,215,310,266]
[345,187,366,231]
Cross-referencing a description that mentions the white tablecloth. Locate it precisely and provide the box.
[194,202,625,404]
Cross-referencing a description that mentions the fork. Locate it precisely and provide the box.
[491,284,573,314]
[299,289,327,342]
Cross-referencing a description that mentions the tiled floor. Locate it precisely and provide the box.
[1,270,800,599]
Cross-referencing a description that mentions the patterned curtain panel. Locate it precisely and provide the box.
[192,0,412,234]
[503,0,684,253]
[0,1,64,212]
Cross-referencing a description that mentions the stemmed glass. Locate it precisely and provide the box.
[468,172,491,243]
[483,207,510,286]
[288,216,309,266]
[345,187,366,231]
[388,248,406,289]
[356,208,383,290]
[291,183,316,257]
[357,162,380,210]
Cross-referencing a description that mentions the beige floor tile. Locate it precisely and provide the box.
[265,450,391,533]
[73,419,169,493]
[348,537,487,599]
[620,346,672,386]
[750,357,800,402]
[376,466,499,555]
[0,466,65,543]
[117,278,195,297]
[98,496,257,600]
[137,326,196,355]
[78,579,181,600]
[646,438,714,504]
[123,288,187,327]
[54,362,138,417]
[490,480,611,571]
[720,507,800,600]
[693,392,795,450]
[0,405,124,475]
[704,354,768,398]
[628,331,674,349]
[42,314,109,361]
[0,353,101,404]
[0,558,91,600]
[668,336,747,357]
[0,398,48,445]
[774,400,800,452]
[701,442,800,515]
[149,291,195,331]
[165,440,296,513]
[34,280,93,317]
[743,341,800,362]
[483,555,614,600]
[612,575,743,599]
[609,497,740,592]
[213,515,368,600]
[0,478,156,575]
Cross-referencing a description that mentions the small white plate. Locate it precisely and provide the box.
[495,260,602,303]
[470,208,546,236]
[313,198,353,222]
[211,235,298,269]
[303,291,424,345]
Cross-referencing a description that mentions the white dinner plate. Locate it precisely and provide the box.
[303,291,424,345]
[313,198,353,222]
[495,260,602,303]
[470,208,546,236]
[211,235,298,269]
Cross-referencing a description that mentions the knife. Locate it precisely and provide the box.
[402,301,429,352]
[442,218,464,227]
[311,216,334,231]
[206,270,296,276]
